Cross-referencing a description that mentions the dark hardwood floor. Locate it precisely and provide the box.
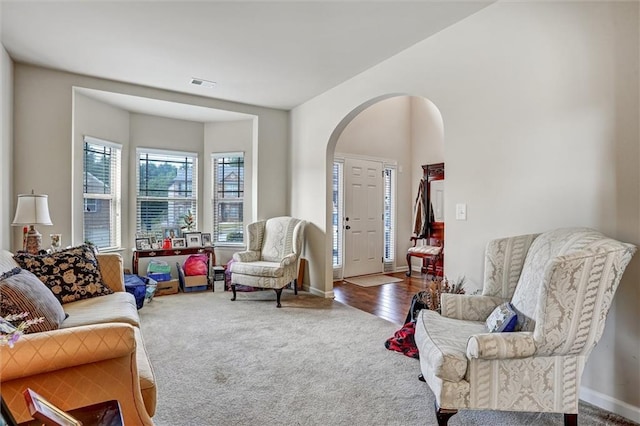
[333,272,433,326]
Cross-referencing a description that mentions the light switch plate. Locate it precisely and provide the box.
[456,203,467,220]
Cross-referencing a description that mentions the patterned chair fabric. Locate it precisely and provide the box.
[230,216,305,307]
[414,227,636,425]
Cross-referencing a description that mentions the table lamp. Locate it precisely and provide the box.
[11,191,53,254]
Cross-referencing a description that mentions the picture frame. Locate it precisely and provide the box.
[184,232,202,248]
[23,388,82,426]
[163,227,181,240]
[171,237,186,249]
[201,233,212,247]
[135,237,151,251]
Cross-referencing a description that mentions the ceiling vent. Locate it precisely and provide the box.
[190,78,216,89]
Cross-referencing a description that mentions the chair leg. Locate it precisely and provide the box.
[434,401,457,426]
[406,253,412,276]
[293,279,298,295]
[274,288,282,308]
[564,413,577,426]
[231,284,237,301]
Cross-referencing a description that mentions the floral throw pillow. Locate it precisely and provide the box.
[14,245,113,304]
[486,302,518,333]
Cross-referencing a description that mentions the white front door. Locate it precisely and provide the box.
[343,157,383,277]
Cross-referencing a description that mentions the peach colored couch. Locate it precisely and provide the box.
[0,250,156,425]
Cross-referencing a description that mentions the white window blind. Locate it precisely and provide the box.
[83,136,122,250]
[383,166,396,263]
[136,148,198,235]
[212,152,244,244]
[332,161,344,267]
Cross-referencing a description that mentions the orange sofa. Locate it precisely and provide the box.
[0,250,156,425]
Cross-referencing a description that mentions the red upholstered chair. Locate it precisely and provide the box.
[406,236,443,277]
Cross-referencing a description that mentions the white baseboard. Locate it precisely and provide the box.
[306,285,335,299]
[580,386,640,423]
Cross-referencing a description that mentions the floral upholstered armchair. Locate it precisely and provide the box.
[414,228,636,426]
[230,216,305,307]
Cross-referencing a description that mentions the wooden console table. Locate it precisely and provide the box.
[132,247,215,288]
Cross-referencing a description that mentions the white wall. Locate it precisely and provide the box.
[72,93,130,250]
[203,120,254,266]
[12,64,289,259]
[291,1,640,418]
[0,44,12,250]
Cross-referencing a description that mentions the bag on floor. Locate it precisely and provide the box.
[384,322,419,359]
[404,291,430,324]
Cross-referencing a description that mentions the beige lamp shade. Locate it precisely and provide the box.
[11,193,53,226]
[12,193,53,254]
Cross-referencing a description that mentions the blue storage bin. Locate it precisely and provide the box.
[147,272,172,282]
[124,274,147,310]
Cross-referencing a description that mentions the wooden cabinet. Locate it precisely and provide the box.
[132,246,215,288]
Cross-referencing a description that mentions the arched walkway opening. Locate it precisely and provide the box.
[325,94,444,292]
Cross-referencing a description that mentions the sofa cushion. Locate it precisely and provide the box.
[0,267,66,333]
[61,292,140,328]
[14,245,113,304]
[134,327,156,417]
[230,260,284,278]
[415,309,487,382]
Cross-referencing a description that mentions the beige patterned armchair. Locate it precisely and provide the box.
[230,216,305,307]
[414,228,636,426]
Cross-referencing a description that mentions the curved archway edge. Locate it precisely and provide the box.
[323,93,444,294]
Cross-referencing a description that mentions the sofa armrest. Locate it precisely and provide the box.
[2,323,153,425]
[467,332,536,360]
[1,323,136,381]
[440,294,504,321]
[233,250,261,262]
[97,253,125,292]
[280,253,297,266]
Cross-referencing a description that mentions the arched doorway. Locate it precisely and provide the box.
[326,95,444,287]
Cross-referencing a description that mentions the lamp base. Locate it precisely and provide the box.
[25,225,42,254]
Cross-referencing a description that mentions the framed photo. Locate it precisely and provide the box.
[201,233,212,246]
[135,237,151,251]
[163,227,181,240]
[23,388,82,426]
[184,232,202,247]
[171,237,186,249]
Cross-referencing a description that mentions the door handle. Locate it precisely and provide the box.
[345,225,351,230]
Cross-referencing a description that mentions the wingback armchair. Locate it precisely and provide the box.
[414,228,636,426]
[230,216,305,307]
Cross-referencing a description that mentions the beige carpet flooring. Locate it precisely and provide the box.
[139,290,637,426]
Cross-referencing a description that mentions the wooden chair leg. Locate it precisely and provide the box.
[293,279,298,295]
[406,252,412,276]
[434,401,457,426]
[274,288,283,308]
[231,284,237,301]
[564,413,577,426]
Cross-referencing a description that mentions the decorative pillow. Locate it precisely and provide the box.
[0,267,66,333]
[486,302,518,333]
[14,245,113,304]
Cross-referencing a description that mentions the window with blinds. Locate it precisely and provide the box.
[212,152,244,244]
[383,166,396,264]
[83,136,122,250]
[332,161,344,267]
[136,149,198,235]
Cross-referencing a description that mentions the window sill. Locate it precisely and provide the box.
[214,243,246,250]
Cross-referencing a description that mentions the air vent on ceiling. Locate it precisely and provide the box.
[190,78,216,89]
